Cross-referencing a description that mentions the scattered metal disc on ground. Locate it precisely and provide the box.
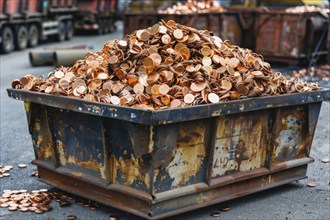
[18,164,27,168]
[67,214,77,220]
[221,206,230,211]
[307,182,317,187]
[321,158,330,163]
[211,211,221,217]
[109,215,118,220]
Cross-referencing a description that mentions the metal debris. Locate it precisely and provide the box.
[210,211,221,217]
[18,164,27,168]
[307,182,317,187]
[320,158,330,163]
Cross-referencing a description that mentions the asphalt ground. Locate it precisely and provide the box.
[0,22,329,220]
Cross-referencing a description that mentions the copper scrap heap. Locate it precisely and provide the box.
[158,0,224,14]
[12,20,319,110]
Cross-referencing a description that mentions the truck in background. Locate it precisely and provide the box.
[74,0,117,34]
[0,0,118,54]
[0,0,77,54]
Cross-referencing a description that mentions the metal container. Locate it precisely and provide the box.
[123,12,223,37]
[255,12,329,65]
[220,9,258,50]
[7,88,330,219]
[123,12,160,35]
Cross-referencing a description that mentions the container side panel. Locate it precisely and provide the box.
[103,119,151,192]
[220,13,241,46]
[194,14,209,30]
[279,14,302,57]
[27,102,56,162]
[212,111,268,178]
[255,13,279,55]
[153,119,210,193]
[271,105,309,163]
[208,13,221,37]
[48,107,106,179]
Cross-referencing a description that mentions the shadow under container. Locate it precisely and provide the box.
[7,88,330,219]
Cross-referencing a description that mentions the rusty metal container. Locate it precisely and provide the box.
[124,12,160,35]
[7,88,330,219]
[255,11,329,65]
[123,12,223,37]
[220,9,258,50]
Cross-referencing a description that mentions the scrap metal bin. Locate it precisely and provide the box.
[7,88,330,219]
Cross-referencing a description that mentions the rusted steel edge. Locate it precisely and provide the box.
[32,160,154,202]
[151,173,307,220]
[269,157,315,172]
[37,165,308,220]
[37,167,152,220]
[7,88,330,125]
[154,157,313,203]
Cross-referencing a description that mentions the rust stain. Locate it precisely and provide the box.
[56,139,67,166]
[24,101,31,113]
[167,144,206,187]
[273,111,306,163]
[166,122,207,187]
[212,114,266,177]
[112,155,150,189]
[67,155,102,170]
[148,126,154,154]
[67,155,106,179]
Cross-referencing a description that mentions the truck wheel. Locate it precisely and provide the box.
[104,19,110,34]
[56,21,66,41]
[66,20,74,40]
[98,20,104,35]
[15,25,28,50]
[28,25,39,47]
[0,26,14,53]
[108,18,115,33]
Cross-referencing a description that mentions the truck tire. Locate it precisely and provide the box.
[28,25,39,47]
[104,19,110,34]
[15,25,28,50]
[66,20,74,40]
[98,20,104,35]
[56,21,66,41]
[0,26,14,53]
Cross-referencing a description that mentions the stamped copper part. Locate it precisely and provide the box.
[12,20,319,110]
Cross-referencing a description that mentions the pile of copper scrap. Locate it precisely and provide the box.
[0,189,52,213]
[292,65,330,81]
[158,0,224,14]
[0,189,100,214]
[12,20,319,110]
[285,5,330,13]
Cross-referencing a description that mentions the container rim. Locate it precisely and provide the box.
[7,88,330,125]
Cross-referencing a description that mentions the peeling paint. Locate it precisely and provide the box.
[56,140,67,166]
[24,101,31,113]
[273,109,307,163]
[213,113,266,177]
[212,110,221,116]
[148,126,154,154]
[167,144,206,187]
[113,155,150,190]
